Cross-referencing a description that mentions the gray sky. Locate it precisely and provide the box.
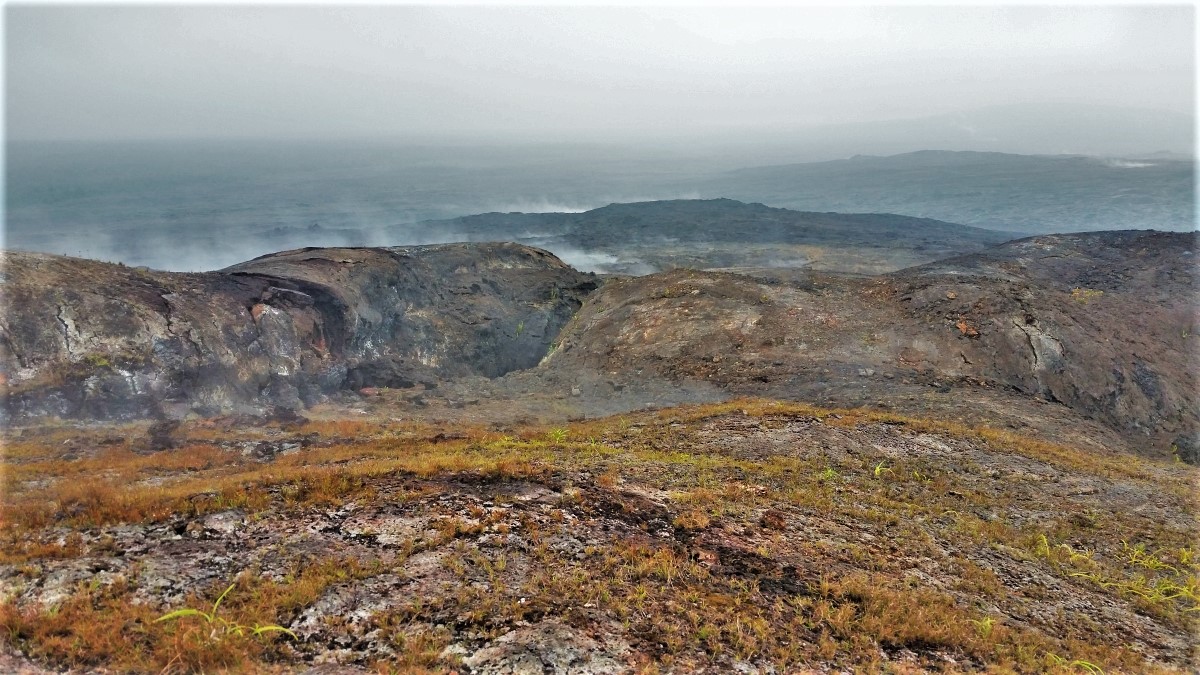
[5,5,1195,143]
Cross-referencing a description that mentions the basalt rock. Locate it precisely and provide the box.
[1,243,597,421]
[537,231,1198,458]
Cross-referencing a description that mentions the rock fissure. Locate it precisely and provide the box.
[1012,318,1042,370]
[54,304,74,358]
[159,292,202,356]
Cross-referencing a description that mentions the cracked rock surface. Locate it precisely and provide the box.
[4,232,1194,463]
[1,243,597,420]
[536,230,1198,460]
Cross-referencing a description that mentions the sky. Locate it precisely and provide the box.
[4,4,1196,143]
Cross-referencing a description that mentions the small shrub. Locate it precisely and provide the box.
[673,509,711,530]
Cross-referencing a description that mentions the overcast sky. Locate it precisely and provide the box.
[5,5,1195,142]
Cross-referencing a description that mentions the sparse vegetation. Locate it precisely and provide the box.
[1070,287,1105,303]
[1,399,1194,672]
[155,583,298,640]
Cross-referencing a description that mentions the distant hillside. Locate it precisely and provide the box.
[401,198,1014,275]
[700,150,1195,234]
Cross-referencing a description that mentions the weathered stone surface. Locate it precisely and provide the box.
[460,620,631,674]
[1,243,597,420]
[538,231,1198,458]
[4,231,1195,460]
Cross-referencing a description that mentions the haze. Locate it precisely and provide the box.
[6,5,1195,154]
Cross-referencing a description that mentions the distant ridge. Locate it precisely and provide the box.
[741,149,1191,171]
[404,197,1014,275]
[746,103,1195,159]
[702,150,1194,233]
[414,197,1014,243]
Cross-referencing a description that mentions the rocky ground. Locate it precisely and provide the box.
[2,402,1196,673]
[2,228,1197,673]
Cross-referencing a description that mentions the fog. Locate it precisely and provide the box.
[7,6,1195,153]
[4,5,1195,271]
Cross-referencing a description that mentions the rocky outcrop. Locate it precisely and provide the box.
[889,231,1197,444]
[1,243,597,420]
[536,231,1198,459]
[4,231,1194,460]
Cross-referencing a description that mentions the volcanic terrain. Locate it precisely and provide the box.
[1,220,1196,674]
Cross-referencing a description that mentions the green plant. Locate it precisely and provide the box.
[1121,540,1179,574]
[969,616,995,639]
[83,353,113,369]
[1046,653,1105,674]
[1178,547,1194,566]
[1035,533,1052,559]
[1061,545,1096,566]
[872,461,892,478]
[816,467,839,482]
[155,583,297,640]
[547,427,569,443]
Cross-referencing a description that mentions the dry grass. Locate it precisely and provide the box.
[1,556,378,673]
[2,398,1195,672]
[629,398,1163,480]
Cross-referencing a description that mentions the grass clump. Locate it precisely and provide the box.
[155,582,297,640]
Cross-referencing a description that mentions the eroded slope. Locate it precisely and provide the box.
[537,231,1198,459]
[1,244,597,420]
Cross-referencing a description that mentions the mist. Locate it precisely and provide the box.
[3,6,1195,271]
[7,6,1194,152]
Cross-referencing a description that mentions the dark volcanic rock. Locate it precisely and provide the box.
[1,243,597,420]
[1171,432,1200,465]
[537,231,1198,458]
[144,419,181,452]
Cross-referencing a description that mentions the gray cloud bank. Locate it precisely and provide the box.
[6,6,1194,148]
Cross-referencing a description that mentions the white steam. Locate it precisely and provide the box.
[1102,159,1156,168]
